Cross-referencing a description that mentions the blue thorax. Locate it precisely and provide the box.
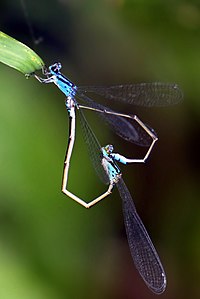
[48,62,77,99]
[101,145,121,183]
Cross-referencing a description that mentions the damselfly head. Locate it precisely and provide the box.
[49,62,62,74]
[104,144,114,154]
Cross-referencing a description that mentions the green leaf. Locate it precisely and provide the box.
[0,31,45,74]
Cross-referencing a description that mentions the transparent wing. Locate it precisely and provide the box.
[117,178,166,294]
[77,93,153,147]
[78,82,183,107]
[77,108,109,185]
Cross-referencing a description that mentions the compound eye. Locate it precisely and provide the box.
[57,62,62,70]
[108,144,114,154]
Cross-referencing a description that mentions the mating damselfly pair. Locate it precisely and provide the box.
[34,62,183,294]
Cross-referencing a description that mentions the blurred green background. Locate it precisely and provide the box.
[0,0,200,298]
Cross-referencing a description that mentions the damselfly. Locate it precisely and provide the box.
[34,62,183,207]
[101,144,166,294]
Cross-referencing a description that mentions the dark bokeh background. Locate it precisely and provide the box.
[0,1,200,298]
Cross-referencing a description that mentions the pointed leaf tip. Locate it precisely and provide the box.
[0,31,45,75]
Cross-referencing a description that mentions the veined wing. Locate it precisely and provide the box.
[78,108,109,185]
[76,92,153,147]
[78,83,183,107]
[117,178,166,294]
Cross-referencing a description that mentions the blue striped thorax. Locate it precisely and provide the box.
[101,145,121,184]
[48,62,77,99]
